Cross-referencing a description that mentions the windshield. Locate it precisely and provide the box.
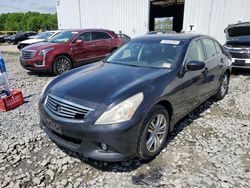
[107,39,185,69]
[36,32,55,39]
[47,31,78,43]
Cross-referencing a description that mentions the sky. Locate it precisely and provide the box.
[0,0,56,14]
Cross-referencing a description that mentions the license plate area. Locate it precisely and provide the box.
[45,119,62,134]
[234,59,245,66]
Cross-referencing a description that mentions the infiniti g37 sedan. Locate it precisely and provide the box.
[39,34,232,161]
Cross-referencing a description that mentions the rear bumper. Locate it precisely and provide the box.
[39,102,142,162]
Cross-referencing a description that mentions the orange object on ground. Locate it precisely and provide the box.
[0,90,24,112]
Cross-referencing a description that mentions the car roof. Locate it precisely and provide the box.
[61,29,114,33]
[134,33,206,42]
[45,30,60,33]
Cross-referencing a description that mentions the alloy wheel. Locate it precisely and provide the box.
[146,113,167,152]
[56,58,71,74]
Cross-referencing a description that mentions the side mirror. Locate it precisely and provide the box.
[76,39,83,44]
[187,60,205,71]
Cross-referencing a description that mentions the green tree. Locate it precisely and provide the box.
[0,12,58,32]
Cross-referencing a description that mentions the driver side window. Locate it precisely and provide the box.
[186,39,205,63]
[73,32,91,43]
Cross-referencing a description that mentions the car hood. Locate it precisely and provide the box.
[48,62,169,109]
[225,22,250,45]
[23,42,60,51]
[20,38,45,44]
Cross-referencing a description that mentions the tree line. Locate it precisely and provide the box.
[0,12,58,32]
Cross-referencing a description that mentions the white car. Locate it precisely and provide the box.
[17,30,61,50]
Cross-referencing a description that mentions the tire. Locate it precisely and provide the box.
[214,72,229,100]
[53,55,72,75]
[138,105,170,160]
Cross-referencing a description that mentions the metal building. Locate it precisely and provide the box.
[56,0,250,44]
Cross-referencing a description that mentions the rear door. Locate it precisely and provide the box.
[91,31,113,58]
[201,38,224,98]
[70,32,95,64]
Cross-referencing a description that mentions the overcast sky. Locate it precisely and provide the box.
[0,0,56,14]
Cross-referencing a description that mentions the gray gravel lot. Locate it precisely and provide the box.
[0,44,19,53]
[0,53,249,188]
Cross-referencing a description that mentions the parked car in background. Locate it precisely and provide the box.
[117,33,131,44]
[39,34,231,161]
[224,22,250,69]
[4,34,16,44]
[0,35,6,43]
[20,29,123,75]
[8,31,37,45]
[147,30,177,35]
[17,30,61,50]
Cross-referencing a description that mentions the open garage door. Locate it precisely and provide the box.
[149,0,185,32]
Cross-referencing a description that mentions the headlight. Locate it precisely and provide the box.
[39,47,54,57]
[41,79,53,96]
[95,92,144,125]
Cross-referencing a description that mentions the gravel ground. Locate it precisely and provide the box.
[0,44,19,53]
[0,53,249,188]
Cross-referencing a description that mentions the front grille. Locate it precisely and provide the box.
[229,51,250,59]
[21,50,36,59]
[45,95,93,120]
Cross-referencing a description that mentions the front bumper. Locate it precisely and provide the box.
[20,57,52,72]
[39,102,142,162]
[231,58,250,69]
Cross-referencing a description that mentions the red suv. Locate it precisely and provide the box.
[20,29,123,75]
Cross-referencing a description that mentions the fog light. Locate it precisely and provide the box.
[100,143,108,151]
[34,60,45,67]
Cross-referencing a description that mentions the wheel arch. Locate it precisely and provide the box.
[155,100,173,126]
[53,53,74,67]
[225,68,231,79]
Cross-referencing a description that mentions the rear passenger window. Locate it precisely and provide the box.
[203,39,218,59]
[186,39,205,63]
[92,32,112,40]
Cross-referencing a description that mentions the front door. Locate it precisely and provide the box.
[182,39,207,112]
[70,32,95,64]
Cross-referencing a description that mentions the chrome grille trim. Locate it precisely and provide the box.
[21,50,36,59]
[45,94,93,120]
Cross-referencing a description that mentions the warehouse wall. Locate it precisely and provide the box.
[57,0,150,38]
[56,0,81,29]
[183,0,250,44]
[79,0,150,37]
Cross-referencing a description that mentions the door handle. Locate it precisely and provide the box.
[89,44,95,47]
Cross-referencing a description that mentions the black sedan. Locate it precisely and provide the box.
[8,31,37,44]
[39,34,232,162]
[0,35,6,43]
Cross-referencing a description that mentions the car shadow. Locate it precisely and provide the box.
[27,71,55,77]
[231,68,250,76]
[57,99,215,173]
